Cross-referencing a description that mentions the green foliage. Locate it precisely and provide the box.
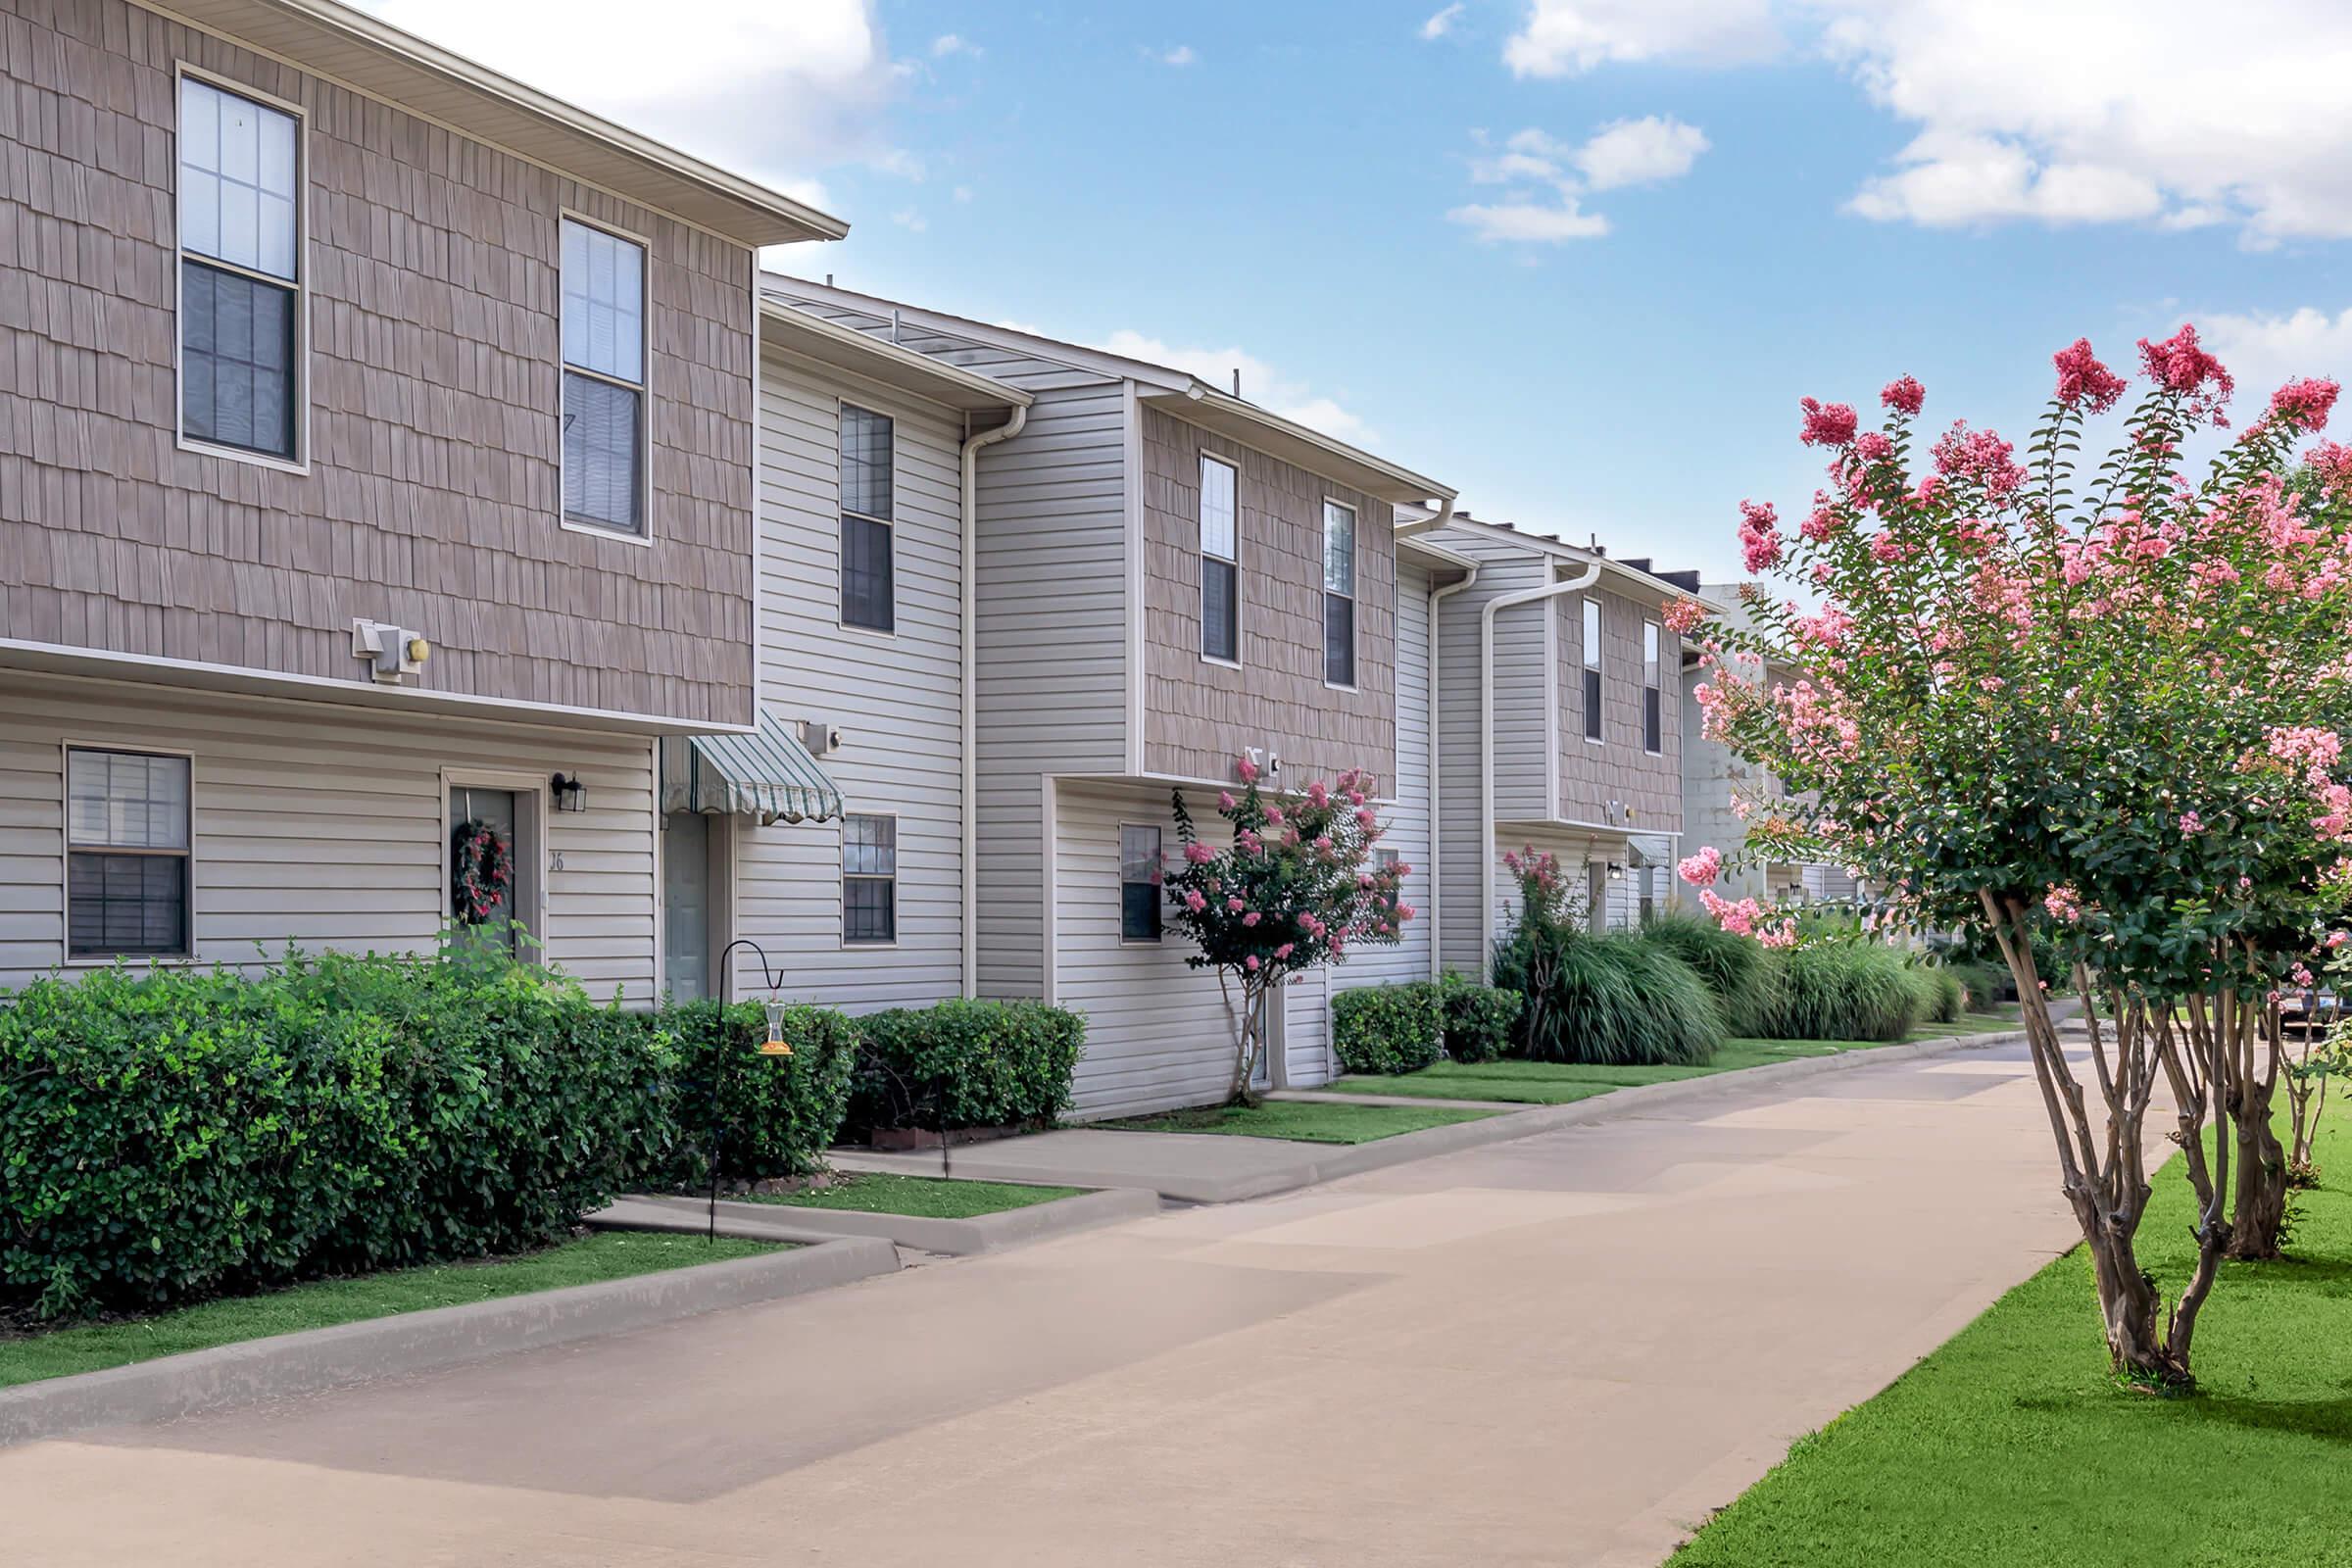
[655,1000,858,1185]
[1492,928,1725,1067]
[845,998,1083,1136]
[1745,940,1935,1043]
[1639,911,1775,1033]
[1914,958,1967,1024]
[1331,981,1444,1076]
[1438,970,1521,1064]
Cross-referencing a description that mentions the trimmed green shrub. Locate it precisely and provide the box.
[846,998,1083,1137]
[1638,912,1775,1034]
[1946,957,2014,1007]
[1745,940,1935,1043]
[0,953,676,1320]
[656,999,858,1185]
[1438,971,1520,1063]
[1332,981,1444,1075]
[1492,930,1724,1066]
[1915,960,1966,1024]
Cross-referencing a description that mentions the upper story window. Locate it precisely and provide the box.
[1323,500,1357,688]
[561,218,649,536]
[840,405,896,632]
[1582,598,1604,743]
[842,812,897,945]
[1200,455,1239,662]
[1120,824,1164,942]
[177,76,302,464]
[67,749,192,959]
[1642,620,1663,754]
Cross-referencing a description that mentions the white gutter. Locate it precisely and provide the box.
[1479,559,1603,957]
[959,404,1029,998]
[1425,558,1480,978]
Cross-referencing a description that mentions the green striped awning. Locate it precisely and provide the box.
[662,710,845,825]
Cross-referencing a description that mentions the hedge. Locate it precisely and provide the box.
[0,953,863,1322]
[845,998,1083,1138]
[1332,981,1444,1075]
[1744,940,1936,1043]
[1438,972,1520,1064]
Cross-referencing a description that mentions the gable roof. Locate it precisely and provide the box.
[762,275,1454,507]
[142,0,848,246]
[760,296,1030,416]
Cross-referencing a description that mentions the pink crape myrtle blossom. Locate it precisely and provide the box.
[1799,397,1858,448]
[1663,597,1707,635]
[1678,846,1724,887]
[2044,885,2083,923]
[2267,378,2340,434]
[1882,375,1926,416]
[2137,323,2235,426]
[1738,499,1784,572]
[2052,338,2128,415]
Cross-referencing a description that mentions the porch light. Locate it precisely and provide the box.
[1607,861,1625,881]
[551,772,588,812]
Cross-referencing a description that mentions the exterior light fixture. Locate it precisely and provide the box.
[550,772,588,812]
[1607,861,1625,881]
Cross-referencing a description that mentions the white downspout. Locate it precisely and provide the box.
[1395,495,1456,539]
[959,403,1028,999]
[1426,559,1479,979]
[1479,559,1603,958]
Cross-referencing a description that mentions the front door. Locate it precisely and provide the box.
[449,785,522,953]
[663,810,712,1000]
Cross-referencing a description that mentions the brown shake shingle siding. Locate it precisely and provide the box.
[0,0,759,725]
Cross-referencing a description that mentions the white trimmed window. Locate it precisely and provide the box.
[1323,500,1357,687]
[840,405,896,631]
[177,76,301,463]
[561,218,648,535]
[1643,619,1663,754]
[67,749,192,958]
[1200,455,1239,662]
[1120,824,1163,942]
[1582,598,1603,743]
[843,813,897,944]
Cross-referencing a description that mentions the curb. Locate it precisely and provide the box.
[598,1187,1161,1256]
[0,1236,899,1449]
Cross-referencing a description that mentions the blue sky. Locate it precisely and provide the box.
[369,0,2352,583]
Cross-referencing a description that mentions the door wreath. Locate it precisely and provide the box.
[450,817,514,924]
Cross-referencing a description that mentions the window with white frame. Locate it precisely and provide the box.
[840,405,896,631]
[842,813,897,944]
[561,218,648,535]
[1323,500,1356,687]
[67,749,192,958]
[177,76,301,462]
[1200,455,1239,662]
[1375,848,1400,874]
[1643,619,1663,754]
[1120,824,1164,942]
[1582,597,1604,743]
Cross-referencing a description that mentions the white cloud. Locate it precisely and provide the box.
[1099,331,1374,444]
[358,0,907,200]
[1421,3,1466,39]
[930,32,978,58]
[1573,116,1710,190]
[1814,1,2352,241]
[890,208,928,233]
[1448,196,1611,243]
[953,184,974,204]
[1149,44,1199,67]
[1503,0,1779,75]
[2203,307,2352,407]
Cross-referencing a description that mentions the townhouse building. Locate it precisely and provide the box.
[0,0,845,994]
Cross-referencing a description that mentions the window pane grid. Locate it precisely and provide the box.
[841,406,895,521]
[1322,502,1355,595]
[1199,457,1236,560]
[560,220,644,385]
[67,750,191,957]
[1120,825,1163,942]
[562,370,642,532]
[843,815,897,944]
[178,77,298,283]
[1643,621,1663,754]
[842,514,896,631]
[1202,558,1238,661]
[1325,593,1355,687]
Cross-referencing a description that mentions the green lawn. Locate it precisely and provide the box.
[0,1231,781,1390]
[1100,1100,1501,1144]
[744,1171,1086,1218]
[1667,1113,2352,1565]
[1330,1010,2026,1103]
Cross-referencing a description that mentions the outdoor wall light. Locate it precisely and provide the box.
[550,772,588,812]
[1607,861,1625,881]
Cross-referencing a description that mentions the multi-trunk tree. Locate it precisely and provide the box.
[1690,329,2352,1385]
[1166,760,1412,1104]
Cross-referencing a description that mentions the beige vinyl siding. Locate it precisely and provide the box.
[1053,781,1241,1117]
[735,347,967,1007]
[1290,555,1439,1083]
[0,672,657,996]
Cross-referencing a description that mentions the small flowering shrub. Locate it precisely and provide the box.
[1167,760,1411,1103]
[1688,326,2352,1383]
[1331,981,1445,1076]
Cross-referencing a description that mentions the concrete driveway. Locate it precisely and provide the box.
[0,1036,2089,1567]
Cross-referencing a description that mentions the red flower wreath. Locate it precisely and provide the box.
[450,818,514,924]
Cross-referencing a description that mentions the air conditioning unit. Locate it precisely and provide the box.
[800,718,842,756]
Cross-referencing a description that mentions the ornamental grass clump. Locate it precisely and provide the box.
[1742,938,1933,1043]
[1683,327,2352,1385]
[1639,910,1776,1034]
[1491,850,1723,1066]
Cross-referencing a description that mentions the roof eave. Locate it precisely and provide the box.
[760,297,1032,415]
[1142,386,1452,507]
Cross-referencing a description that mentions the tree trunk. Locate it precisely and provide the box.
[1224,972,1268,1107]
[2226,1088,2287,1261]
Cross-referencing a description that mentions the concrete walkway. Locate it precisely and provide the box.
[1,1034,2092,1567]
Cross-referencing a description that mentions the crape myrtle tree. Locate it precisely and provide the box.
[1686,328,2352,1385]
[1166,758,1412,1104]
